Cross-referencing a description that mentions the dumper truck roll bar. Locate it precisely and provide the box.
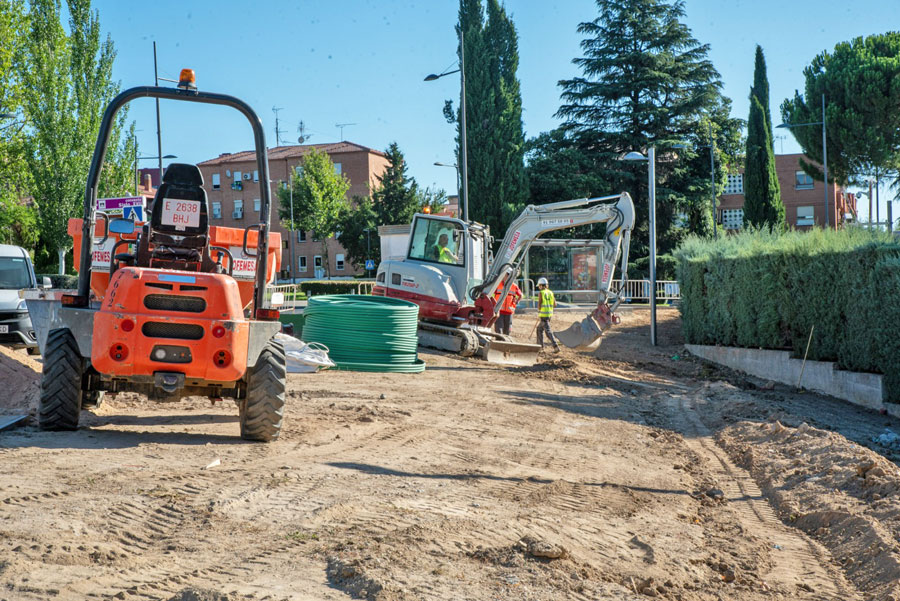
[74,83,273,315]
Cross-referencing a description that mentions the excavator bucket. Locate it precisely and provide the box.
[555,315,604,350]
[556,303,617,350]
[480,338,541,367]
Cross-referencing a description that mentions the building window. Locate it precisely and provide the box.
[254,198,261,212]
[233,171,241,181]
[336,253,345,271]
[282,240,289,249]
[797,206,815,226]
[722,208,743,230]
[796,171,814,190]
[298,256,307,272]
[295,165,303,177]
[253,170,259,182]
[724,173,743,195]
[233,199,244,219]
[211,201,222,219]
[212,173,221,189]
[297,230,306,242]
[334,162,342,175]
[314,256,323,269]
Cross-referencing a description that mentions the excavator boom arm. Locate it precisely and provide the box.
[474,192,636,317]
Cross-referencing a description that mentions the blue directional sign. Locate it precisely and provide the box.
[122,205,144,221]
[365,259,375,271]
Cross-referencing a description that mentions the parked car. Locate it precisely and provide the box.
[0,244,48,354]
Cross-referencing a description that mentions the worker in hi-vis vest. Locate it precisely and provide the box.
[536,277,560,352]
[435,233,459,264]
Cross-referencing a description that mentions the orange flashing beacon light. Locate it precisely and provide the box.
[178,69,197,90]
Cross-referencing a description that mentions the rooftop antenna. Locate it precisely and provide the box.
[774,133,786,154]
[297,120,311,144]
[272,106,286,146]
[335,122,356,142]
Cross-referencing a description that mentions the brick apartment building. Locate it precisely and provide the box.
[197,142,390,281]
[717,153,857,230]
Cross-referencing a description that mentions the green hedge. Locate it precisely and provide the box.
[675,228,900,402]
[299,280,375,297]
[36,274,79,289]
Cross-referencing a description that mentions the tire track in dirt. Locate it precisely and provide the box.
[665,390,860,600]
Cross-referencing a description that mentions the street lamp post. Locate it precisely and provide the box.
[434,161,460,213]
[622,148,657,346]
[364,227,372,277]
[134,154,176,196]
[425,30,469,222]
[777,93,829,228]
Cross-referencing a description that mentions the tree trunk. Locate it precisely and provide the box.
[58,248,65,275]
[322,240,330,280]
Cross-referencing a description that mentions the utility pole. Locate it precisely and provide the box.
[648,146,657,347]
[153,42,163,181]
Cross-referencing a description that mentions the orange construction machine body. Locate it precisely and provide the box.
[28,78,290,441]
[68,219,281,308]
[91,266,251,382]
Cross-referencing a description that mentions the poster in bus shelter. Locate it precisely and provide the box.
[570,250,597,291]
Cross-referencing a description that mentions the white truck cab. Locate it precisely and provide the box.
[0,244,43,352]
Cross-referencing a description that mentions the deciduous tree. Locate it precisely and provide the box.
[21,0,134,273]
[278,147,349,279]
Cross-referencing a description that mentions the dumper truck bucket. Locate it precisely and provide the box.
[480,338,541,367]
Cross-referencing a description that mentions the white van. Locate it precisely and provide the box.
[0,244,45,354]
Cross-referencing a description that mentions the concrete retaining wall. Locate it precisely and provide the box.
[685,344,896,418]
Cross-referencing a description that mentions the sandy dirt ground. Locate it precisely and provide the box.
[2,308,900,600]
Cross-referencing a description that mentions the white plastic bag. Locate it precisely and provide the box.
[275,333,335,373]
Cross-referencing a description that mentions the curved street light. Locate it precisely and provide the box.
[777,93,828,228]
[425,30,469,222]
[621,147,658,346]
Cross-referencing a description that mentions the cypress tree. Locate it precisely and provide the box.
[743,46,784,228]
[446,0,527,238]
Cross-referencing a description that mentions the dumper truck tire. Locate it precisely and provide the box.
[38,328,84,431]
[239,338,286,441]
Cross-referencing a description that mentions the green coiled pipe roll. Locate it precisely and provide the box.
[300,294,425,372]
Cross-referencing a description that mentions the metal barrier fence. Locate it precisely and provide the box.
[264,281,377,311]
[521,279,680,305]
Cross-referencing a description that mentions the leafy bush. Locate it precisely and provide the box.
[36,273,79,289]
[299,280,375,297]
[675,227,900,402]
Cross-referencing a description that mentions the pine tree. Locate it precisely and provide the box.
[556,0,729,257]
[371,142,420,226]
[743,46,784,228]
[445,0,527,239]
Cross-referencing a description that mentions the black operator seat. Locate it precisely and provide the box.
[138,163,211,270]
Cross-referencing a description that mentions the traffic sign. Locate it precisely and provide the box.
[122,206,144,221]
[97,196,144,211]
[365,259,375,271]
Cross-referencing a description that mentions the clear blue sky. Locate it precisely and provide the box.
[95,0,898,221]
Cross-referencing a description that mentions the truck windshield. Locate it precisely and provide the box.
[408,218,465,266]
[0,257,31,290]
